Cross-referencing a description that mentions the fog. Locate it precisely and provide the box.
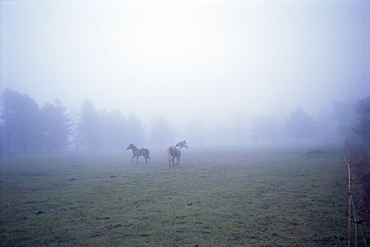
[1,1,369,148]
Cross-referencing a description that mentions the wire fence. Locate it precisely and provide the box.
[344,155,368,247]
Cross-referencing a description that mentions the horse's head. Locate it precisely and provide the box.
[127,144,135,150]
[176,140,188,149]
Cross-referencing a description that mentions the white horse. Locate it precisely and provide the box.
[167,140,188,168]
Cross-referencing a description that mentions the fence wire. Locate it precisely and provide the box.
[344,155,368,247]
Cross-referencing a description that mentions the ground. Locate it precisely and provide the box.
[0,146,361,246]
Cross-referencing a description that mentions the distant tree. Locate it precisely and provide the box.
[332,100,359,142]
[99,110,127,149]
[0,122,3,154]
[77,99,101,150]
[108,110,127,149]
[68,108,82,151]
[0,89,40,153]
[284,106,316,144]
[98,110,110,148]
[148,115,174,147]
[39,100,70,152]
[353,96,370,143]
[126,113,145,146]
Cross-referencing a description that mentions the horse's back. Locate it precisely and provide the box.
[167,146,174,155]
[141,148,150,158]
[168,146,180,157]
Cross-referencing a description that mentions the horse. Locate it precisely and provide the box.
[167,140,189,168]
[126,144,151,163]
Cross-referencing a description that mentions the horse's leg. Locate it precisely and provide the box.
[136,156,139,163]
[172,156,175,167]
[144,150,150,161]
[131,156,135,162]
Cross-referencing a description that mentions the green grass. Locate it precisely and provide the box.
[0,147,351,246]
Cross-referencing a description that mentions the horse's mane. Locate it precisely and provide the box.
[128,144,137,149]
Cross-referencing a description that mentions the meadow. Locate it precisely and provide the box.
[0,146,352,246]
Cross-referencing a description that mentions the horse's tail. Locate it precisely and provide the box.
[166,147,172,161]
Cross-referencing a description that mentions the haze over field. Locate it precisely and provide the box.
[1,0,369,146]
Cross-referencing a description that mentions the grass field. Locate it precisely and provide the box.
[0,146,352,246]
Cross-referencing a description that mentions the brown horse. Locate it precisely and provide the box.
[167,140,188,168]
[127,144,150,163]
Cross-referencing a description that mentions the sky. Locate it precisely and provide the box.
[1,0,369,126]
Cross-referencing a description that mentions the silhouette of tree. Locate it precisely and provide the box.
[109,110,127,149]
[332,100,359,142]
[77,99,101,150]
[99,109,127,149]
[353,96,370,143]
[285,106,316,144]
[98,110,110,148]
[0,122,3,154]
[40,100,70,152]
[0,89,40,153]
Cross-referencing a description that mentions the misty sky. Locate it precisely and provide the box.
[2,0,369,126]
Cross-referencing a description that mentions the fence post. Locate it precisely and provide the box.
[345,156,351,247]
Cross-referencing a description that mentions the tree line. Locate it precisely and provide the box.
[0,89,146,153]
[0,88,369,153]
